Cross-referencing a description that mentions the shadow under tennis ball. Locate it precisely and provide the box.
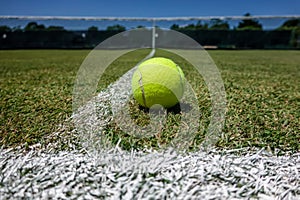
[137,102,193,115]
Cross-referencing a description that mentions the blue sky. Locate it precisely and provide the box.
[0,0,299,17]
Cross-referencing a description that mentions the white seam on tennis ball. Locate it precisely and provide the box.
[137,68,147,107]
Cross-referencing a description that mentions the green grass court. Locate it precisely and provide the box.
[0,50,299,152]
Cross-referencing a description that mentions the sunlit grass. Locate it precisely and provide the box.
[0,50,299,152]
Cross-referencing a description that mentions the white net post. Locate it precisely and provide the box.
[152,20,156,50]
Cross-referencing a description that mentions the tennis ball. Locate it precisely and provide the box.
[131,57,185,109]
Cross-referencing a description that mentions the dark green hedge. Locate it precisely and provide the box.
[0,29,296,49]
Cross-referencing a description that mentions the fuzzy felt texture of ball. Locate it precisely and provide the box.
[131,57,185,109]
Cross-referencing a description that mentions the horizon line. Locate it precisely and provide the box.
[0,15,299,21]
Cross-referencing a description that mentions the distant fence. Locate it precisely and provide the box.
[0,29,298,49]
[0,30,121,49]
[180,30,297,49]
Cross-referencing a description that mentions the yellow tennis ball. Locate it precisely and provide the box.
[131,57,185,109]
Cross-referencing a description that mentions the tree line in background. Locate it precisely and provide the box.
[0,13,299,32]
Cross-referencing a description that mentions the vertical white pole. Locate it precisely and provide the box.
[152,20,156,50]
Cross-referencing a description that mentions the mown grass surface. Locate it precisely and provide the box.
[0,50,89,147]
[212,51,300,152]
[0,50,299,151]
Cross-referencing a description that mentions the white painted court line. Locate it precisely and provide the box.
[0,147,299,199]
